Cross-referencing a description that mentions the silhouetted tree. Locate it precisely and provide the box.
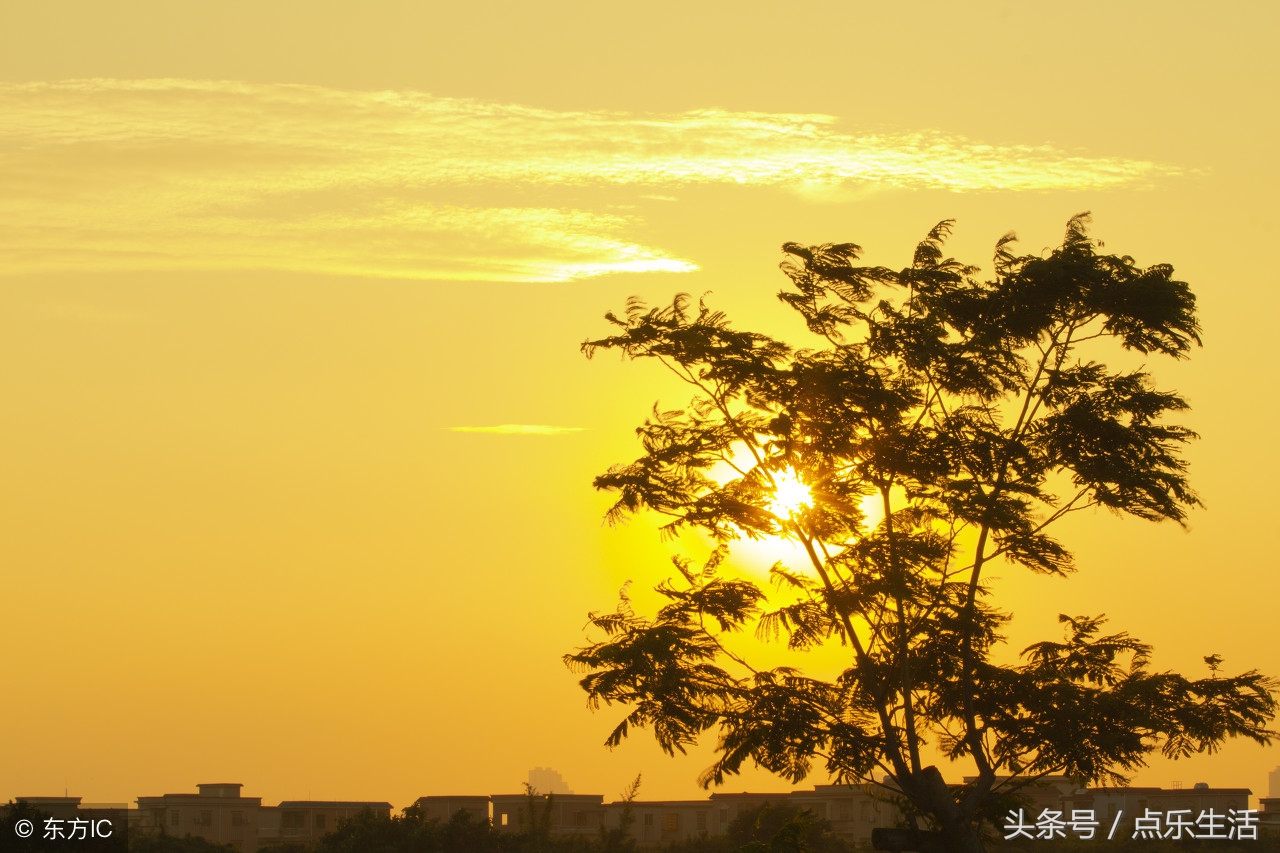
[567,216,1277,853]
[436,808,504,853]
[299,808,410,853]
[519,785,556,853]
[726,802,851,853]
[597,775,642,853]
[2,801,57,852]
[129,834,237,853]
[991,830,1280,853]
[0,800,129,853]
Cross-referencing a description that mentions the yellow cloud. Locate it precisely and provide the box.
[447,425,586,435]
[0,79,1186,281]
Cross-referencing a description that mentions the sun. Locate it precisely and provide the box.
[694,452,896,581]
[766,469,812,519]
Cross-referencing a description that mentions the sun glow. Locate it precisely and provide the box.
[766,469,813,519]
[702,452,894,580]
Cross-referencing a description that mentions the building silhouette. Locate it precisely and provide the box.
[412,794,490,824]
[487,784,899,847]
[1261,765,1280,832]
[492,791,604,833]
[1059,782,1250,829]
[132,782,390,852]
[136,783,262,849]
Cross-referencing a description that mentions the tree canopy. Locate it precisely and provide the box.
[566,216,1277,853]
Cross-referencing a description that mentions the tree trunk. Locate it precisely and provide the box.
[909,767,987,853]
[936,819,986,853]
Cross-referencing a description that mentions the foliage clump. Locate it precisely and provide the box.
[567,216,1277,853]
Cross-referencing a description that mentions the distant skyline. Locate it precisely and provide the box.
[15,765,1280,809]
[12,766,1280,818]
[528,768,573,796]
[2,0,1278,810]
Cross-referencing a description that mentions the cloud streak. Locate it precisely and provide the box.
[0,79,1186,281]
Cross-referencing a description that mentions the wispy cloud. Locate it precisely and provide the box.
[0,79,1186,281]
[447,425,586,435]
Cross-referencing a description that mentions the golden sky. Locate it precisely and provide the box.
[2,0,1278,809]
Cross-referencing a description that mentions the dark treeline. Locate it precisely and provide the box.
[262,800,854,853]
[125,808,1280,853]
[993,839,1280,853]
[0,798,855,853]
[7,798,1280,853]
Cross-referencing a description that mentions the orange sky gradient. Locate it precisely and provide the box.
[2,0,1278,811]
